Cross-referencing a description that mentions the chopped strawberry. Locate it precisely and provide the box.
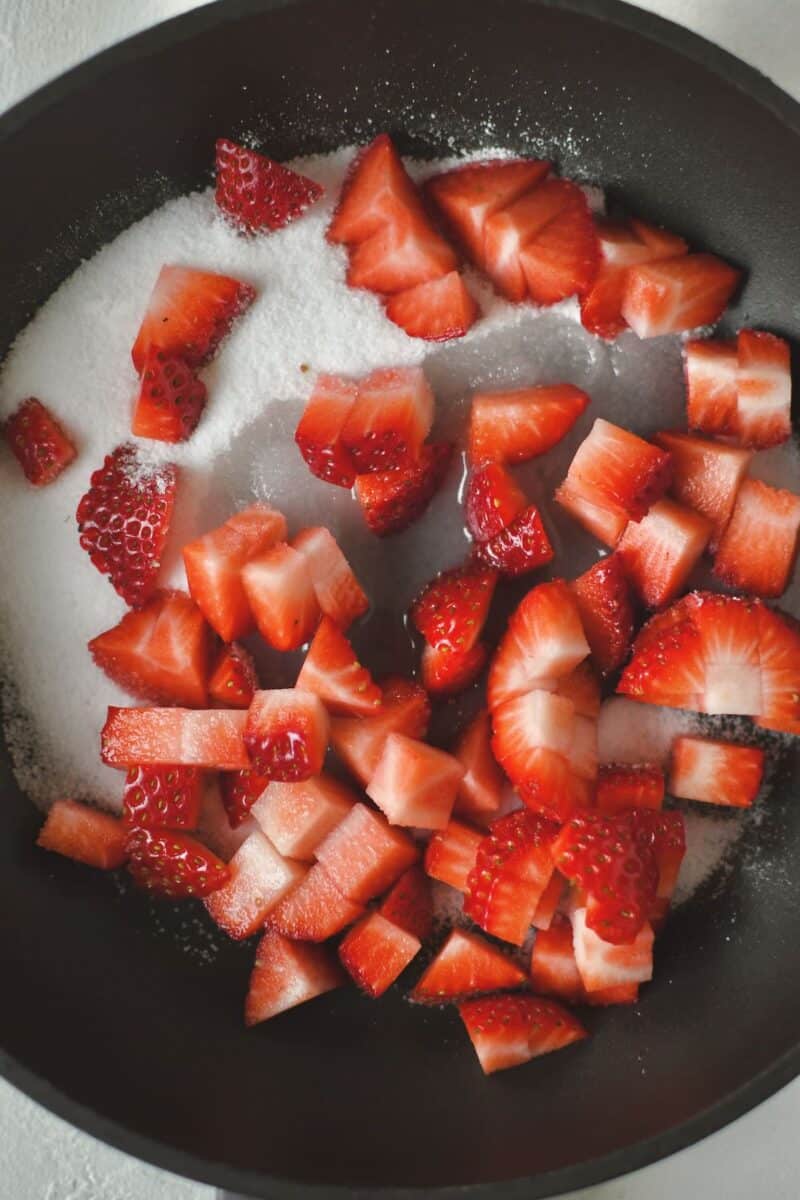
[102,707,249,770]
[245,930,343,1026]
[491,689,577,788]
[555,662,601,718]
[736,330,792,448]
[367,733,465,829]
[633,808,686,919]
[346,213,457,294]
[330,675,431,785]
[459,993,587,1075]
[37,799,127,869]
[476,505,554,577]
[684,339,739,436]
[488,579,590,709]
[183,504,288,642]
[122,764,203,830]
[617,498,712,608]
[756,604,800,733]
[215,138,323,233]
[572,906,653,992]
[208,643,257,709]
[220,768,271,828]
[126,827,230,898]
[131,353,207,443]
[252,774,354,860]
[692,591,763,715]
[421,639,488,697]
[621,253,740,339]
[204,830,304,939]
[241,542,321,650]
[453,710,505,824]
[554,479,629,547]
[385,271,479,341]
[341,366,434,473]
[354,441,453,536]
[669,735,764,808]
[425,158,551,261]
[378,865,433,941]
[570,554,636,677]
[580,217,688,339]
[411,928,526,1003]
[595,763,664,814]
[618,610,705,710]
[713,479,800,599]
[76,445,176,608]
[5,397,76,485]
[654,430,751,551]
[88,590,212,708]
[291,526,368,628]
[464,810,559,946]
[314,802,418,903]
[296,617,381,717]
[294,374,358,487]
[516,750,593,826]
[131,264,255,372]
[195,780,258,860]
[464,462,527,544]
[468,384,589,466]
[269,863,365,941]
[339,912,421,997]
[424,818,483,892]
[531,871,565,931]
[244,689,329,781]
[327,133,424,245]
[530,915,584,1003]
[411,562,497,655]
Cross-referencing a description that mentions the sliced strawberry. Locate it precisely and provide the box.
[684,338,739,436]
[102,707,249,770]
[517,748,594,823]
[621,253,740,339]
[294,375,358,488]
[339,912,421,997]
[341,366,434,473]
[476,505,554,577]
[464,462,527,543]
[252,774,354,860]
[554,479,629,547]
[296,617,382,716]
[669,735,764,808]
[595,763,664,815]
[268,863,365,941]
[378,865,433,941]
[195,781,258,860]
[757,604,800,733]
[570,554,636,677]
[519,188,600,305]
[464,810,559,946]
[488,579,590,709]
[122,764,203,830]
[346,213,457,294]
[131,264,255,371]
[5,397,76,485]
[411,562,497,656]
[208,643,257,710]
[556,662,602,718]
[531,870,565,931]
[421,640,488,697]
[314,802,418,903]
[713,479,800,599]
[220,767,270,828]
[76,445,176,608]
[530,915,584,1003]
[632,808,686,919]
[459,993,587,1075]
[131,353,206,443]
[424,818,483,892]
[580,217,688,339]
[215,138,323,233]
[327,133,424,246]
[453,710,505,824]
[411,928,526,1003]
[241,543,321,650]
[617,611,706,710]
[245,930,343,1026]
[354,441,453,536]
[654,430,751,551]
[89,590,212,708]
[330,675,431,785]
[126,827,230,898]
[425,158,550,260]
[617,498,712,608]
[244,689,329,781]
[204,830,304,939]
[366,733,464,830]
[491,689,576,787]
[571,906,653,991]
[468,384,589,466]
[385,271,479,341]
[735,329,792,448]
[559,418,672,529]
[37,799,127,870]
[692,592,763,715]
[291,526,368,628]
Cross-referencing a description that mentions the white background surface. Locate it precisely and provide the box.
[0,1,798,1197]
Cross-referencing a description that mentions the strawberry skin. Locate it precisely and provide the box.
[244,689,329,781]
[385,271,479,342]
[465,462,527,543]
[341,366,434,473]
[468,384,589,466]
[339,912,421,998]
[411,928,526,1003]
[220,768,271,828]
[570,554,636,677]
[126,828,230,898]
[669,736,764,808]
[37,799,128,870]
[131,354,207,443]
[294,375,358,488]
[411,562,497,654]
[295,616,382,716]
[354,441,453,536]
[208,642,258,709]
[122,764,203,830]
[464,809,559,946]
[215,138,323,233]
[476,505,554,577]
[459,993,587,1075]
[713,478,800,599]
[5,397,76,486]
[378,865,433,941]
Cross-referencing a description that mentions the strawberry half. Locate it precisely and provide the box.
[570,554,636,677]
[518,185,600,305]
[208,642,258,709]
[459,993,587,1075]
[464,810,559,946]
[330,675,431,785]
[684,338,738,437]
[617,498,712,609]
[245,930,343,1026]
[530,915,584,1004]
[735,329,792,448]
[341,366,434,473]
[252,774,355,860]
[125,828,230,898]
[411,928,526,1003]
[713,478,800,599]
[453,710,505,824]
[385,271,479,341]
[411,561,497,655]
[220,768,271,828]
[37,799,128,870]
[424,818,483,892]
[339,912,421,998]
[595,763,664,815]
[291,526,369,629]
[426,157,551,261]
[122,764,203,830]
[131,353,207,443]
[215,138,323,233]
[366,733,465,830]
[296,616,382,716]
[669,735,764,808]
[488,579,590,709]
[468,384,589,466]
[464,462,527,544]
[476,505,554,577]
[241,542,321,651]
[654,430,752,552]
[5,397,76,485]
[354,441,453,536]
[101,707,249,770]
[294,374,359,487]
[244,689,329,781]
[378,865,433,941]
[621,253,740,339]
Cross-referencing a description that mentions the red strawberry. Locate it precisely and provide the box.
[101,707,249,770]
[291,526,368,629]
[244,690,329,781]
[341,366,434,473]
[669,736,764,808]
[555,479,629,547]
[518,749,594,825]
[125,827,230,898]
[468,384,589,466]
[354,441,453,536]
[183,503,288,642]
[532,871,566,931]
[215,138,323,233]
[421,640,488,697]
[424,818,484,892]
[367,733,465,830]
[208,642,258,709]
[327,133,425,246]
[464,810,559,946]
[330,675,431,785]
[557,418,672,531]
[294,374,358,487]
[131,265,255,372]
[296,617,381,716]
[572,906,653,992]
[464,462,527,544]
[252,774,355,860]
[735,329,792,448]
[654,430,751,551]
[37,799,127,870]
[595,763,664,815]
[530,915,584,1003]
[491,689,577,787]
[269,863,365,941]
[314,802,418,903]
[385,271,479,341]
[131,354,206,443]
[459,993,587,1075]
[713,478,800,598]
[411,562,497,654]
[76,445,176,608]
[476,505,554,577]
[346,213,457,293]
[691,591,763,715]
[122,764,203,830]
[378,865,433,941]
[339,912,421,997]
[426,158,551,261]
[756,604,800,733]
[519,189,600,305]
[570,554,636,677]
[453,710,505,824]
[580,217,688,339]
[621,253,740,339]
[88,589,212,708]
[245,930,343,1026]
[5,397,76,485]
[241,543,321,651]
[617,498,712,609]
[684,338,739,436]
[220,768,270,828]
[411,928,526,1003]
[204,830,304,939]
[488,579,590,709]
[631,808,686,916]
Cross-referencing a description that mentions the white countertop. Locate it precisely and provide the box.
[0,1,798,1197]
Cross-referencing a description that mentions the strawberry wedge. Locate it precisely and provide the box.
[621,253,740,339]
[131,264,255,371]
[385,271,479,341]
[580,217,687,339]
[426,157,550,261]
[468,384,589,465]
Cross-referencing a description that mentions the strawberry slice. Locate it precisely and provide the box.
[570,554,636,677]
[595,763,664,814]
[296,617,382,716]
[557,418,673,529]
[713,478,800,599]
[617,614,705,710]
[556,662,602,718]
[341,366,434,473]
[131,353,207,443]
[468,384,589,466]
[204,830,305,939]
[220,768,270,828]
[411,561,497,654]
[692,591,763,715]
[735,329,792,448]
[530,915,584,1003]
[245,930,343,1026]
[488,579,590,709]
[208,643,257,709]
[459,993,587,1075]
[252,774,354,860]
[453,710,505,824]
[5,397,76,485]
[684,338,739,436]
[571,906,654,991]
[503,737,594,825]
[244,690,329,781]
[215,138,323,233]
[346,213,457,294]
[327,133,424,245]
[183,504,288,642]
[580,217,688,339]
[354,441,453,536]
[291,526,368,629]
[756,604,800,733]
[464,463,527,544]
[366,733,465,830]
[519,188,600,305]
[669,735,764,808]
[339,912,421,997]
[101,707,249,770]
[634,807,686,921]
[131,264,255,371]
[621,253,740,339]
[491,689,576,786]
[424,818,483,892]
[425,158,551,261]
[241,542,321,650]
[122,764,203,830]
[294,375,358,487]
[422,640,488,696]
[89,589,212,708]
[464,810,559,946]
[314,802,418,903]
[654,430,751,552]
[268,863,365,941]
[126,827,230,898]
[617,498,712,609]
[330,675,431,785]
[77,445,176,608]
[385,271,479,341]
[411,928,526,1003]
[37,799,127,870]
[476,505,554,577]
[378,865,433,941]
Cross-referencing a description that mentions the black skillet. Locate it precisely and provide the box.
[1,0,799,1196]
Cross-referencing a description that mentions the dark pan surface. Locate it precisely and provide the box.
[1,1,799,1195]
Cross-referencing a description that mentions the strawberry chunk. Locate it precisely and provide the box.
[468,384,589,466]
[330,675,431,785]
[219,767,270,828]
[339,912,420,997]
[424,818,483,892]
[618,612,706,710]
[572,906,653,992]
[208,642,258,709]
[491,689,576,786]
[518,188,600,305]
[595,763,664,814]
[617,498,712,608]
[341,366,434,473]
[122,764,203,830]
[621,253,740,339]
[518,747,593,824]
[76,445,176,608]
[215,138,323,233]
[346,214,457,294]
[554,480,629,547]
[411,929,526,1003]
[314,803,418,903]
[132,354,207,443]
[101,707,249,770]
[411,561,497,654]
[195,782,258,861]
[241,543,321,651]
[453,710,505,824]
[421,638,488,698]
[654,430,751,551]
[684,339,738,436]
[244,690,329,781]
[713,478,800,599]
[126,828,230,898]
[570,554,636,677]
[204,830,304,939]
[384,271,479,343]
[245,930,343,1026]
[488,579,590,709]
[426,158,550,261]
[735,330,792,448]
[327,133,424,246]
[131,264,255,371]
[378,865,433,941]
[291,526,368,628]
[669,735,764,808]
[580,217,688,339]
[756,604,800,733]
[5,397,76,485]
[296,616,381,716]
[294,374,358,488]
[476,505,554,577]
[252,774,355,860]
[269,863,364,941]
[354,441,453,536]
[464,810,559,946]
[530,915,584,1003]
[366,733,465,829]
[459,993,587,1075]
[37,799,127,870]
[464,463,527,544]
[531,871,565,931]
